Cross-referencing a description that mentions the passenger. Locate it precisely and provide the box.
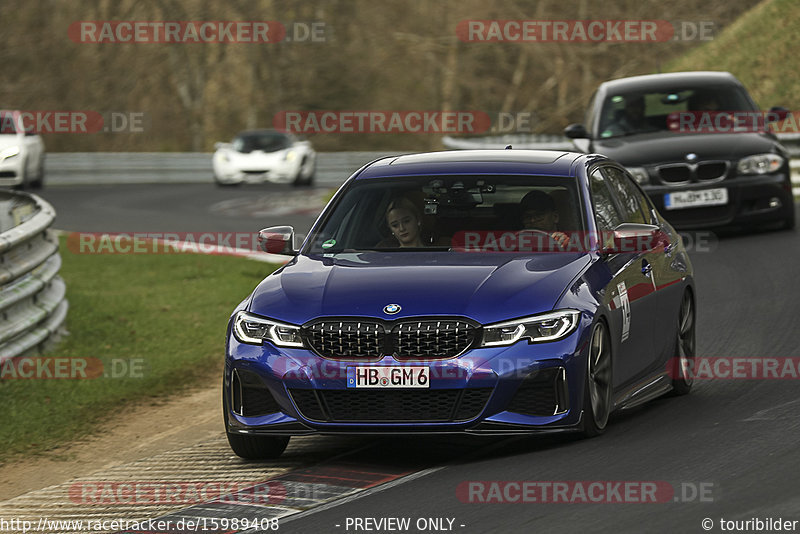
[385,197,425,248]
[519,190,570,249]
[689,92,721,111]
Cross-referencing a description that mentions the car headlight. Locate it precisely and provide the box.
[216,151,230,163]
[481,310,580,347]
[0,146,20,160]
[232,311,304,347]
[737,154,784,175]
[284,150,298,161]
[625,167,649,185]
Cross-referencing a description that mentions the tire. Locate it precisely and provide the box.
[222,377,290,459]
[29,158,44,189]
[214,176,240,187]
[581,320,613,437]
[13,158,27,190]
[226,432,290,460]
[292,156,315,187]
[670,290,696,396]
[781,212,795,231]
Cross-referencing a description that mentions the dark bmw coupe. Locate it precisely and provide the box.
[565,71,795,230]
[223,150,696,458]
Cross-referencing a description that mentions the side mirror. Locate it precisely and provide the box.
[564,123,590,139]
[767,106,789,123]
[214,142,230,150]
[258,226,296,255]
[603,223,665,254]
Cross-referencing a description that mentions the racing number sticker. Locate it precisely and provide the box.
[617,282,631,342]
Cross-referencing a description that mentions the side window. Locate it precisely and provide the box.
[589,169,623,232]
[602,166,650,224]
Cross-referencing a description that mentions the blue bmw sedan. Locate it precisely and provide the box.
[224,150,696,458]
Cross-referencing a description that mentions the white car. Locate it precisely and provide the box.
[0,110,45,189]
[212,129,316,186]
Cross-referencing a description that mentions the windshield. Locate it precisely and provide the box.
[304,175,585,254]
[597,85,755,138]
[232,131,292,153]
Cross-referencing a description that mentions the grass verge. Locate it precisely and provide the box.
[666,0,800,111]
[0,236,279,463]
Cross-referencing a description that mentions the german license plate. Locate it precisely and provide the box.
[664,188,728,210]
[347,366,430,388]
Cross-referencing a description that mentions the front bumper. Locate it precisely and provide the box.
[645,172,795,229]
[213,157,301,184]
[0,157,23,186]
[224,316,593,436]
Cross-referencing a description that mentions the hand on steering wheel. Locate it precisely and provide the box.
[516,229,569,251]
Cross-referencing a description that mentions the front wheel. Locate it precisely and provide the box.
[670,290,695,396]
[223,378,289,459]
[292,156,315,187]
[13,158,28,190]
[226,432,290,460]
[781,213,795,231]
[29,159,44,189]
[214,176,241,187]
[582,320,613,437]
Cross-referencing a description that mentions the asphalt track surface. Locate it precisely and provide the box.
[42,183,335,236]
[34,183,800,533]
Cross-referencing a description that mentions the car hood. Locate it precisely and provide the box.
[248,252,592,325]
[592,131,779,166]
[0,135,22,150]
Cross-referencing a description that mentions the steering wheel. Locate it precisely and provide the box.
[514,229,563,252]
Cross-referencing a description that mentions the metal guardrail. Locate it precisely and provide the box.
[0,192,68,363]
[44,152,398,186]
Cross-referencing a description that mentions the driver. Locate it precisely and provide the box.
[604,95,648,136]
[519,190,570,249]
[384,197,425,248]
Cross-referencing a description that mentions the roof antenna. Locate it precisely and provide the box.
[505,144,512,149]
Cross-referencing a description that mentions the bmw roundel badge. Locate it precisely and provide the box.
[383,303,401,315]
